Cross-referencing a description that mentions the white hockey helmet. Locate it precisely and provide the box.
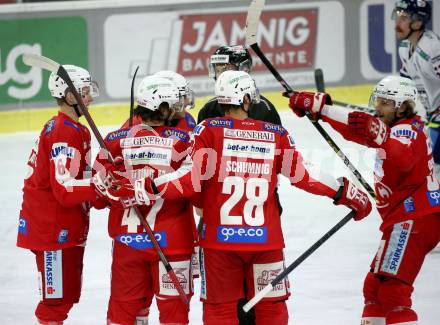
[154,70,195,109]
[48,65,99,99]
[215,70,260,106]
[369,76,418,109]
[136,76,184,112]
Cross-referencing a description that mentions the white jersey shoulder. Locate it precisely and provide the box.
[398,30,440,118]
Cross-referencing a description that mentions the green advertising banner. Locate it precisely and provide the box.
[0,17,88,105]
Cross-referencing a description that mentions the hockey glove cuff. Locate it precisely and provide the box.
[287,91,332,119]
[107,177,157,209]
[333,177,372,221]
[91,169,112,200]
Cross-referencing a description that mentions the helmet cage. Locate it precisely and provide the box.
[209,45,253,78]
[183,88,195,109]
[80,81,99,98]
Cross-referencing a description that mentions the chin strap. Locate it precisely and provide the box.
[167,109,176,124]
[240,104,249,115]
[73,104,82,118]
[391,105,405,125]
[403,27,415,41]
[62,96,82,118]
[404,24,424,53]
[391,112,399,125]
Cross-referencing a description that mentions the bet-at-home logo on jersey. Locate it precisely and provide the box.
[0,17,88,105]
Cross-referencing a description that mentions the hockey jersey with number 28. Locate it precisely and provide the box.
[154,117,341,251]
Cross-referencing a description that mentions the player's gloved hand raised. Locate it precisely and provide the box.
[348,112,389,148]
[333,177,372,221]
[285,91,332,119]
[106,177,158,209]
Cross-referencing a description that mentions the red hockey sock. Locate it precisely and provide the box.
[135,307,149,324]
[386,307,417,324]
[37,319,63,325]
[254,300,288,325]
[203,301,237,325]
[156,297,189,324]
[107,298,145,325]
[35,302,73,323]
[362,302,385,318]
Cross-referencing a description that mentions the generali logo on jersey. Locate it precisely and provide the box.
[177,9,318,76]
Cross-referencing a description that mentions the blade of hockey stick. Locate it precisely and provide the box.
[315,68,374,113]
[23,54,189,306]
[245,4,375,199]
[129,66,140,127]
[243,210,356,312]
[23,53,59,73]
[245,0,265,46]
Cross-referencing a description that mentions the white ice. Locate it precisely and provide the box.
[1,111,439,324]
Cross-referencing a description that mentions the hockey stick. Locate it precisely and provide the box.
[314,69,374,114]
[245,1,375,199]
[334,101,375,114]
[314,68,326,93]
[243,210,355,312]
[22,54,189,306]
[129,66,140,127]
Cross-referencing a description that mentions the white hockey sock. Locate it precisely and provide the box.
[433,163,440,183]
[361,317,385,325]
[135,317,148,325]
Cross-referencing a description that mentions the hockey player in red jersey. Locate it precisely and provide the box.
[288,75,440,325]
[96,75,195,325]
[121,70,196,132]
[152,70,201,282]
[108,70,372,324]
[119,70,199,324]
[152,71,201,279]
[17,65,103,324]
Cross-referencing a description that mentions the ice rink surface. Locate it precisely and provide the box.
[1,111,439,324]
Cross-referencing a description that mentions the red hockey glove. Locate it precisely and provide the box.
[287,91,332,119]
[333,177,372,221]
[106,156,126,179]
[106,177,158,209]
[348,112,390,147]
[91,169,112,199]
[91,156,126,200]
